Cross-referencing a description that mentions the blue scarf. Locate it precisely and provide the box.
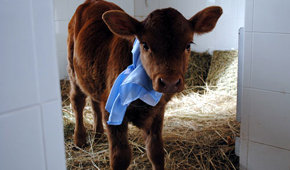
[105,39,162,125]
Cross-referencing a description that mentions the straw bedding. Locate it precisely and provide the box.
[61,50,240,169]
[184,51,212,90]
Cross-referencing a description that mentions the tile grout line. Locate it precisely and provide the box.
[0,98,59,117]
[245,30,290,35]
[29,0,48,169]
[249,140,290,152]
[243,87,290,95]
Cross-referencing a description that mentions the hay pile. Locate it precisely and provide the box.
[184,51,212,90]
[206,50,238,95]
[61,50,240,169]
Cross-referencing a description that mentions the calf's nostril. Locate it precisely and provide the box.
[158,77,181,89]
[175,79,181,86]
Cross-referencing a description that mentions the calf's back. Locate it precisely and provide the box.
[68,0,134,102]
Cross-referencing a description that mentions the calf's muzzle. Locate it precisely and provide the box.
[154,75,184,93]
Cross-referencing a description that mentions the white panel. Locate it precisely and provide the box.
[53,0,69,21]
[159,0,214,19]
[251,33,290,93]
[42,101,66,170]
[32,0,60,102]
[55,21,69,54]
[253,0,290,33]
[237,27,245,122]
[235,137,240,156]
[248,89,290,150]
[240,88,251,140]
[53,0,73,80]
[55,20,69,79]
[214,15,239,50]
[236,0,245,27]
[244,0,253,32]
[0,107,46,170]
[134,0,160,17]
[248,142,290,170]
[239,88,251,170]
[0,0,39,114]
[108,0,134,16]
[215,0,238,18]
[243,32,252,87]
[68,0,84,19]
[239,139,248,170]
[193,31,216,52]
[57,50,69,79]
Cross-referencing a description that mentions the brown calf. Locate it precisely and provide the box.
[67,0,222,169]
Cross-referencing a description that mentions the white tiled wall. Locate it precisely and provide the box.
[253,0,290,33]
[0,107,46,170]
[54,0,244,79]
[0,0,66,169]
[248,141,290,170]
[251,33,290,93]
[248,89,290,150]
[240,0,290,169]
[0,0,39,113]
[54,0,79,80]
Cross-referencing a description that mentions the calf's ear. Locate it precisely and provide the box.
[189,6,223,34]
[102,10,142,37]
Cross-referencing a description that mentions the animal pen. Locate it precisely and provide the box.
[2,0,290,169]
[61,50,240,169]
[57,0,243,169]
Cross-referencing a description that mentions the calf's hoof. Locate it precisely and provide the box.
[73,131,87,148]
[94,132,104,142]
[93,127,104,140]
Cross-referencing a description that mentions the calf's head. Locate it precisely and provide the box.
[103,6,222,93]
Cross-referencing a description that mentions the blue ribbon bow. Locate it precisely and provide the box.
[105,39,162,125]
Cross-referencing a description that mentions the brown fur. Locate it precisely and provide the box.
[67,0,222,169]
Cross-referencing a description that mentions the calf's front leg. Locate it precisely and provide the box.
[106,119,131,170]
[144,112,165,170]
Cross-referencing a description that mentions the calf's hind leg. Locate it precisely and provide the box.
[70,83,87,147]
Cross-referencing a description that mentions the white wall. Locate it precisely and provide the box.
[134,0,245,53]
[239,0,290,169]
[0,0,66,169]
[54,0,82,79]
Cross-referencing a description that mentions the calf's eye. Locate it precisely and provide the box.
[142,42,149,51]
